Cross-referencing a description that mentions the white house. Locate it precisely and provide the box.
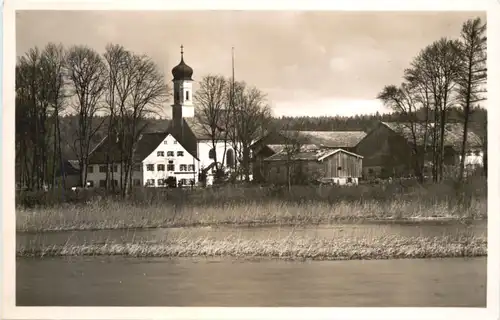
[86,46,242,188]
[86,131,199,188]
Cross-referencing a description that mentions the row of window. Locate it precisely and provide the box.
[87,162,195,174]
[145,178,195,186]
[157,151,184,157]
[87,165,118,174]
[145,163,195,172]
[86,179,141,188]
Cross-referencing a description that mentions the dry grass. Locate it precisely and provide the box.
[16,197,487,232]
[17,233,487,260]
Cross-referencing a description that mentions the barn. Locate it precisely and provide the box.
[250,130,366,183]
[355,121,483,179]
[263,145,363,185]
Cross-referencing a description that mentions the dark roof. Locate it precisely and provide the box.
[88,119,198,164]
[171,49,193,81]
[185,117,230,141]
[55,160,80,176]
[264,146,363,162]
[251,130,366,151]
[381,122,482,150]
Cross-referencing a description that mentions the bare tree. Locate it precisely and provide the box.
[409,38,462,181]
[377,83,427,182]
[195,75,229,173]
[119,53,168,196]
[456,17,487,181]
[228,81,272,181]
[16,45,67,191]
[40,43,68,189]
[66,45,108,187]
[102,43,131,191]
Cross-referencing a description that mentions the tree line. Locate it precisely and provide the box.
[16,43,169,195]
[377,17,487,183]
[15,16,487,192]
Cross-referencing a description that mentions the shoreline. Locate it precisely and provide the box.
[16,216,486,234]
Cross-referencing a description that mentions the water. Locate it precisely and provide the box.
[16,256,486,307]
[16,221,486,249]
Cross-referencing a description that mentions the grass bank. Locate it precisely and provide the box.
[17,234,487,260]
[16,198,487,232]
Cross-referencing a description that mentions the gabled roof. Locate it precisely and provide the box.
[264,146,363,162]
[381,121,482,149]
[252,130,366,151]
[88,119,199,164]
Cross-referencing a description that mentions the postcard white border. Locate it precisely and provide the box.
[3,0,499,319]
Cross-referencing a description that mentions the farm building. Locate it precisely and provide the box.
[355,121,484,179]
[250,130,366,182]
[87,130,199,188]
[263,145,363,185]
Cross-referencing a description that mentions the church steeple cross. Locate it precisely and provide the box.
[180,45,184,59]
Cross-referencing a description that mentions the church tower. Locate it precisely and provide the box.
[171,45,194,128]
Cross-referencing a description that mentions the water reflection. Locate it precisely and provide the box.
[16,256,486,307]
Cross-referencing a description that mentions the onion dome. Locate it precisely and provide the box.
[172,45,193,81]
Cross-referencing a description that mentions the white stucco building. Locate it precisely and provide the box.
[86,46,241,188]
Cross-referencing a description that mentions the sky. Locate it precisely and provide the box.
[16,10,485,118]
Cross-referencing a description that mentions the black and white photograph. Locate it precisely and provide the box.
[3,1,500,319]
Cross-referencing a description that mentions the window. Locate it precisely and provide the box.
[146,179,155,187]
[209,149,215,159]
[180,164,187,171]
[99,165,107,173]
[112,165,118,172]
[276,166,281,174]
[226,149,234,167]
[158,179,165,186]
[180,179,187,185]
[133,179,141,186]
[186,91,190,101]
[337,166,342,171]
[157,151,165,157]
[167,151,174,157]
[99,180,106,187]
[177,151,184,157]
[157,164,165,171]
[167,161,175,171]
[188,164,195,171]
[87,165,94,174]
[146,164,154,171]
[174,141,178,144]
[133,164,141,172]
[164,141,168,145]
[86,180,94,188]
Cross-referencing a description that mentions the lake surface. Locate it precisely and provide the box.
[16,220,486,248]
[17,256,486,307]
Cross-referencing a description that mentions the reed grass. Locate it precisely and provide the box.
[17,233,487,260]
[16,197,487,232]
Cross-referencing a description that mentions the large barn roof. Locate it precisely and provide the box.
[381,122,483,149]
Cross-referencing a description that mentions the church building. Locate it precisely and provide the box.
[86,46,239,188]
